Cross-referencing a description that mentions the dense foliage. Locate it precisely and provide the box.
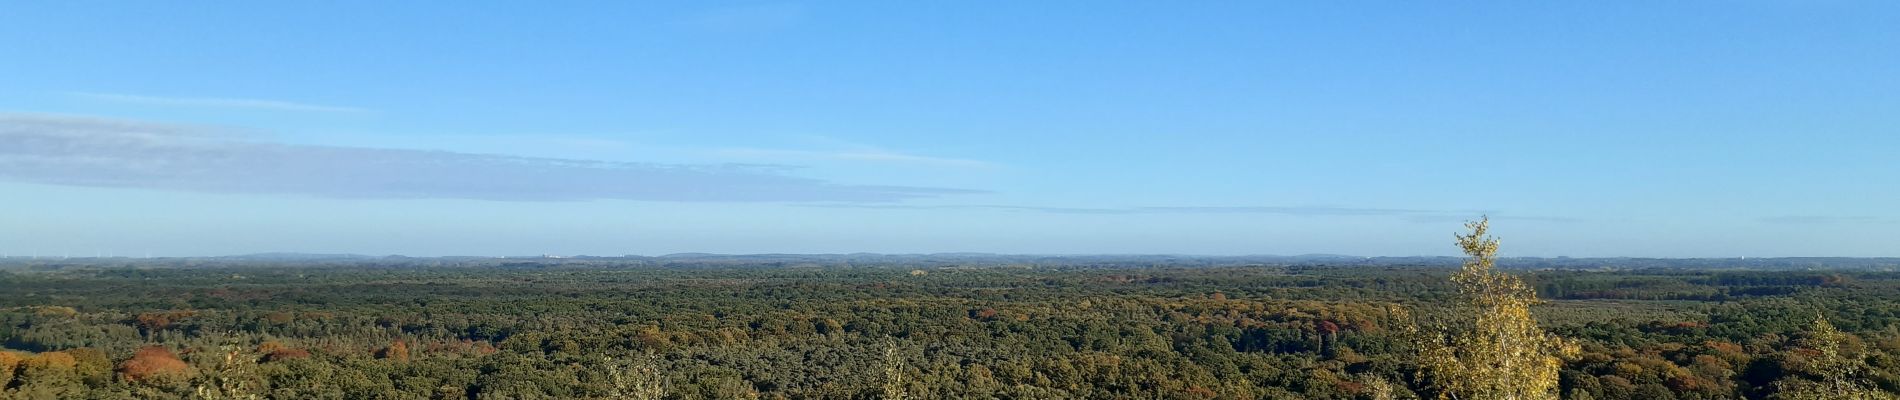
[3,257,1900,399]
[1416,220,1577,400]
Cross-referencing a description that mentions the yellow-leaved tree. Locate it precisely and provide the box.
[599,355,668,400]
[882,341,910,400]
[1772,316,1896,400]
[1417,217,1577,400]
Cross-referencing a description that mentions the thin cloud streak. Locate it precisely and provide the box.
[805,203,1568,221]
[713,147,998,169]
[0,113,981,202]
[807,204,1135,214]
[1402,214,1583,223]
[65,92,370,113]
[1139,206,1424,216]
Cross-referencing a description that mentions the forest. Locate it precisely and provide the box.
[2,232,1899,398]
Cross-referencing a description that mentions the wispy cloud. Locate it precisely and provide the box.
[1402,214,1583,223]
[710,134,999,169]
[805,203,1565,221]
[0,113,981,202]
[713,147,997,169]
[805,204,1137,215]
[64,92,370,113]
[1139,206,1424,216]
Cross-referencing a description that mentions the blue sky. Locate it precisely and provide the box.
[2,2,1896,257]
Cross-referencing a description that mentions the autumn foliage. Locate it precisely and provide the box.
[1416,218,1578,400]
[265,347,312,362]
[22,351,77,373]
[376,340,411,362]
[971,308,999,321]
[0,350,23,384]
[133,311,197,333]
[117,346,191,384]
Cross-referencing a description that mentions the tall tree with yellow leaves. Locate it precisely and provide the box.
[598,355,667,400]
[1772,316,1897,400]
[882,341,910,400]
[1417,217,1577,400]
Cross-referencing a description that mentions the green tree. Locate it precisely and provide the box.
[598,355,666,400]
[882,341,910,400]
[192,345,262,400]
[1772,316,1896,400]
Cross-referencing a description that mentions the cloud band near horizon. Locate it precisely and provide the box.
[0,113,983,202]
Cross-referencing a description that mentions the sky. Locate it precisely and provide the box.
[1,2,1897,257]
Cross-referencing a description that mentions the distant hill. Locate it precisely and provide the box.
[222,252,383,261]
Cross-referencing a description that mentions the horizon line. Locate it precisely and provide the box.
[2,252,1894,260]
